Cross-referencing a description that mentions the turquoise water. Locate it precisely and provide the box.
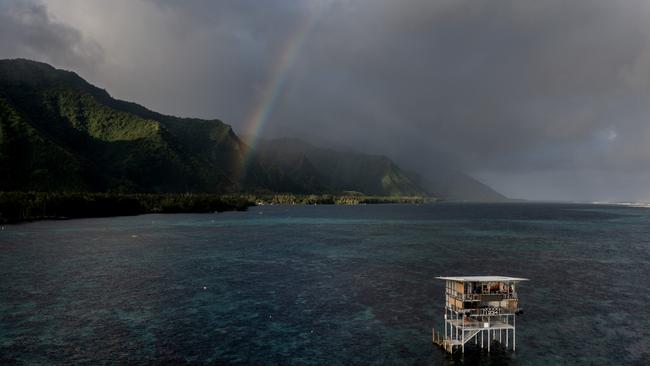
[1,203,649,365]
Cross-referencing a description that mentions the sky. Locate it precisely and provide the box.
[2,0,650,202]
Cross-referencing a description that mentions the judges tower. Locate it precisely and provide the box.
[432,276,527,354]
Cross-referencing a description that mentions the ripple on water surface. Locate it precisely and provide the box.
[1,203,650,365]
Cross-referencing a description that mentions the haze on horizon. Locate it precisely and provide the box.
[2,0,650,202]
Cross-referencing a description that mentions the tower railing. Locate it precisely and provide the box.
[448,305,518,315]
[447,293,519,301]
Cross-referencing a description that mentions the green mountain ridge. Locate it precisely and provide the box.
[0,59,250,193]
[252,137,425,196]
[0,58,506,200]
[254,137,508,201]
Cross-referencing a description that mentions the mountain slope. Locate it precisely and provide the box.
[0,59,246,192]
[408,168,508,202]
[253,138,508,200]
[0,98,86,191]
[253,138,427,196]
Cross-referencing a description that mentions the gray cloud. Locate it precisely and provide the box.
[0,0,104,75]
[2,0,650,201]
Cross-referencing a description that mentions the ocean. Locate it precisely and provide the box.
[1,203,649,365]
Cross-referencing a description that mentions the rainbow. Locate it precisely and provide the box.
[237,7,319,180]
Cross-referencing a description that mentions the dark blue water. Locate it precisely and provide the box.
[1,203,649,365]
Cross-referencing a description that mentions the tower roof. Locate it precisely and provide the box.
[436,276,528,282]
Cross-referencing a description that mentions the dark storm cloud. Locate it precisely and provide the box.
[0,0,103,74]
[2,0,650,201]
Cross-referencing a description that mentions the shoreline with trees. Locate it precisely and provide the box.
[0,192,435,224]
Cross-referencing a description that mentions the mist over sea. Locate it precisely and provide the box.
[1,203,649,365]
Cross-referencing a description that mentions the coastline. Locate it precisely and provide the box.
[0,192,435,224]
[252,194,435,205]
[0,192,252,224]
